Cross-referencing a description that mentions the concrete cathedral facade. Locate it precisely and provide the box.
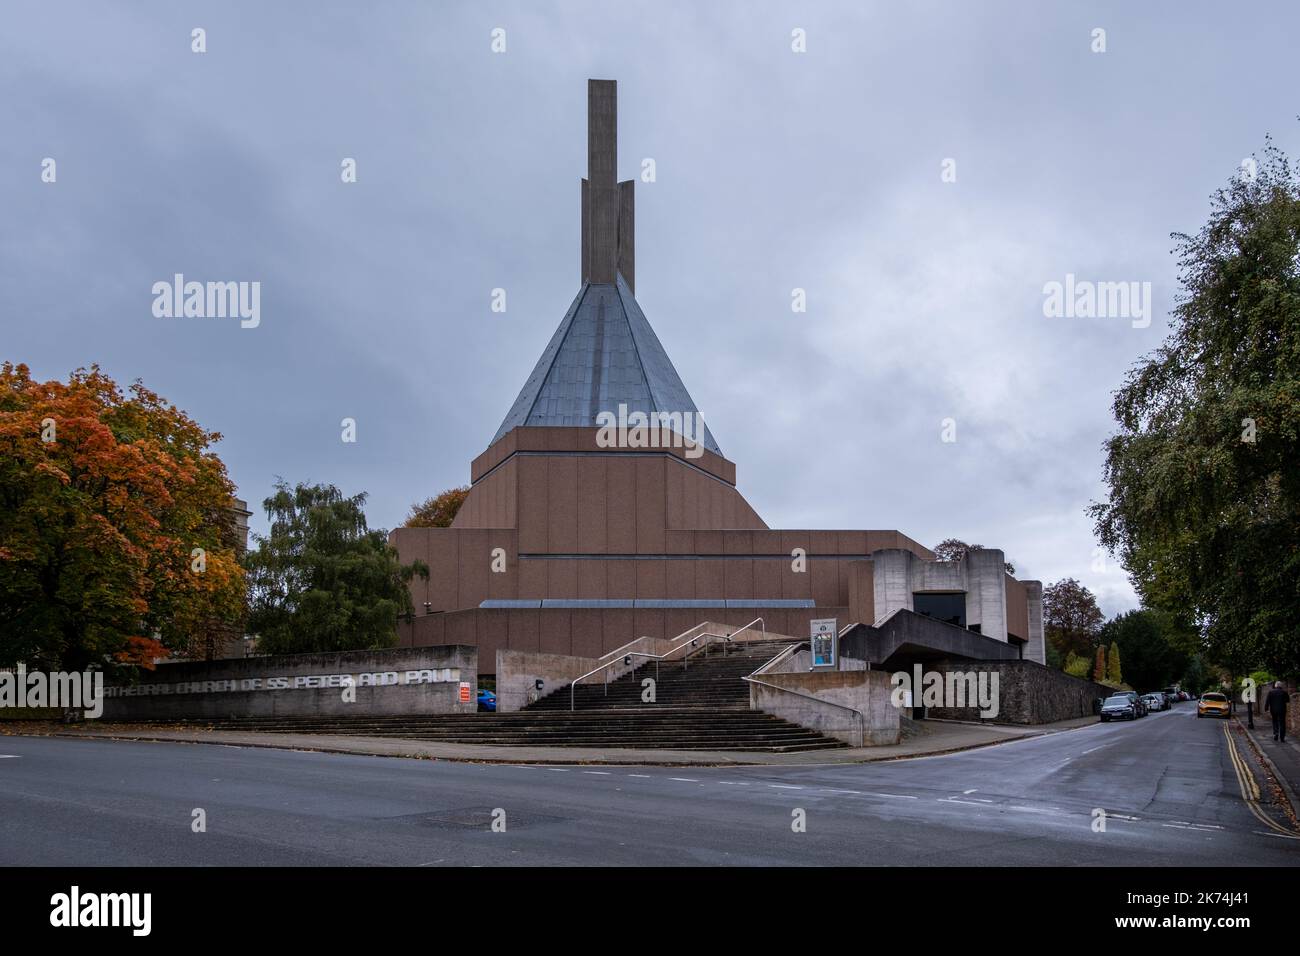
[391,80,1046,675]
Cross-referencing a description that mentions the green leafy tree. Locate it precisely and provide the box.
[1093,645,1107,682]
[1099,609,1192,691]
[1091,138,1300,677]
[1107,642,1123,685]
[244,481,428,654]
[1043,578,1104,662]
[1064,652,1091,679]
[405,486,470,528]
[931,538,1015,575]
[1182,655,1209,695]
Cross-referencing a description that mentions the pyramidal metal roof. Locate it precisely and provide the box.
[491,273,722,456]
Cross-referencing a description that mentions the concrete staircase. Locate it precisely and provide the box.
[188,642,847,752]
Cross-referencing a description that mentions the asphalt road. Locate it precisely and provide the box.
[1,704,1297,866]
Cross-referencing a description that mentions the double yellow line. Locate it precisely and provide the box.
[1223,721,1300,838]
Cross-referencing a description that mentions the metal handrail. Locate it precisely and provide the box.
[589,619,727,666]
[750,641,802,676]
[742,641,867,745]
[569,633,733,711]
[741,672,866,744]
[567,617,767,711]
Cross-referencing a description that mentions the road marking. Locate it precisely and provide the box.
[1222,722,1300,838]
[820,788,862,795]
[583,771,612,775]
[547,768,570,772]
[1080,744,1110,755]
[626,773,651,778]
[869,793,917,800]
[768,784,803,790]
[1254,829,1300,840]
[0,755,20,759]
[962,788,978,794]
[668,777,698,783]
[1009,806,1057,814]
[718,781,750,786]
[940,798,990,806]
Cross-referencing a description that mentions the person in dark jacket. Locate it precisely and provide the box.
[1263,682,1290,742]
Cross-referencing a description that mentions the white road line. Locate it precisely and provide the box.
[963,788,978,794]
[626,773,651,778]
[0,755,19,759]
[1080,745,1110,755]
[547,768,570,772]
[669,777,698,783]
[870,793,917,800]
[583,771,612,775]
[1254,830,1300,841]
[1009,806,1057,814]
[819,788,862,795]
[940,798,990,806]
[768,784,803,790]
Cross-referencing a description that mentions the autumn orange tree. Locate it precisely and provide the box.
[404,486,469,528]
[0,362,244,671]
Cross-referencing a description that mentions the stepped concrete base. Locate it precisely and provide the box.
[29,714,1102,766]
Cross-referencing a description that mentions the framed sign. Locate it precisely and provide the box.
[810,618,837,669]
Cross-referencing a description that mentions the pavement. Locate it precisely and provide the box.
[1234,709,1300,825]
[2,703,1297,865]
[8,713,1102,766]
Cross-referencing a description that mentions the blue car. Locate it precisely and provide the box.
[477,689,496,712]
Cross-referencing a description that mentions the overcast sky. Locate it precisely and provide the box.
[3,1,1297,617]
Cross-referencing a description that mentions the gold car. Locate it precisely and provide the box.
[1197,692,1230,718]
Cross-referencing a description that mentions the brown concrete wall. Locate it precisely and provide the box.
[1005,574,1029,642]
[398,606,850,672]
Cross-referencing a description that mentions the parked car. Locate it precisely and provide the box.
[477,688,497,712]
[1101,693,1140,721]
[1142,693,1165,713]
[1197,692,1230,719]
[1120,691,1148,717]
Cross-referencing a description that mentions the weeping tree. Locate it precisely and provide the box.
[244,481,427,654]
[1092,137,1300,677]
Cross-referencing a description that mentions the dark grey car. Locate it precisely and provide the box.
[1100,693,1139,721]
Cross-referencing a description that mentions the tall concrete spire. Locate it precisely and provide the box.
[581,79,635,293]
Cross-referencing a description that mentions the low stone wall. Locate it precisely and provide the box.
[497,650,607,712]
[924,659,1109,724]
[748,669,899,747]
[101,645,477,721]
